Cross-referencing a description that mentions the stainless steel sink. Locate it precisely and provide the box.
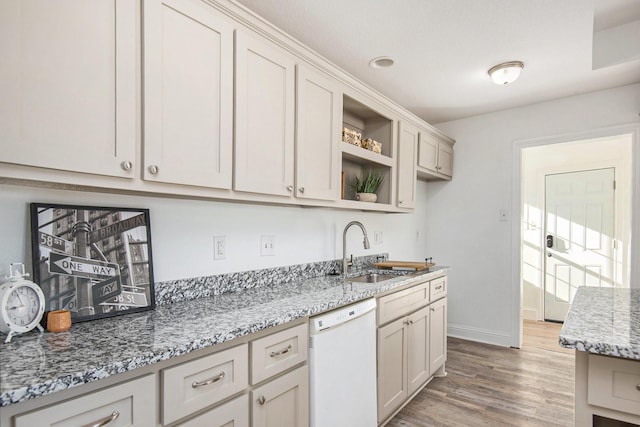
[347,273,397,284]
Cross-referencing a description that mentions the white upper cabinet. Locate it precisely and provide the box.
[418,131,453,180]
[234,29,296,197]
[0,0,137,178]
[397,122,418,209]
[295,65,342,202]
[143,0,233,189]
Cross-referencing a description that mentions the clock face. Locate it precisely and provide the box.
[5,285,42,327]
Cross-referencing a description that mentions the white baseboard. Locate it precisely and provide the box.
[447,323,512,347]
[522,308,539,321]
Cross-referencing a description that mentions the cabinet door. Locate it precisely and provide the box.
[295,65,341,201]
[251,365,309,427]
[407,306,430,395]
[0,0,136,178]
[178,394,249,427]
[397,122,418,208]
[15,375,155,427]
[143,0,233,189]
[429,297,448,376]
[377,317,408,422]
[417,132,439,173]
[235,30,295,197]
[437,142,454,178]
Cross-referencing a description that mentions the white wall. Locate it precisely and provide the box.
[0,181,431,282]
[430,83,640,347]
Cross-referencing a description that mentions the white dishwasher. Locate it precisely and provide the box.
[309,298,377,427]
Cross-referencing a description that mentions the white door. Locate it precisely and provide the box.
[544,168,615,321]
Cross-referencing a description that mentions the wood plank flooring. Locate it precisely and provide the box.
[387,321,574,427]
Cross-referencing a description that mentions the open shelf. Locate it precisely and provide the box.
[341,142,393,167]
[341,93,395,205]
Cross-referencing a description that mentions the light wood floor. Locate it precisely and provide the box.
[387,320,575,427]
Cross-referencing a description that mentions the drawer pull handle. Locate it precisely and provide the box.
[435,285,443,290]
[636,384,640,391]
[82,411,119,427]
[270,344,292,357]
[258,395,266,405]
[192,371,225,388]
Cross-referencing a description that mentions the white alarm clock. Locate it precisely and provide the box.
[0,263,45,343]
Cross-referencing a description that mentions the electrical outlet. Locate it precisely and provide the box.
[213,235,226,260]
[261,235,275,256]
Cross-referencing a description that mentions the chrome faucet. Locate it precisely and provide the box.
[342,221,371,274]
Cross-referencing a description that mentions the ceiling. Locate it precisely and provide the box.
[234,0,640,124]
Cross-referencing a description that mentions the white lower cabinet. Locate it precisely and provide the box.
[377,275,448,425]
[178,394,249,427]
[251,365,309,427]
[14,375,155,427]
[2,322,309,427]
[429,297,448,376]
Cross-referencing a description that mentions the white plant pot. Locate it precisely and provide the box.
[356,192,377,203]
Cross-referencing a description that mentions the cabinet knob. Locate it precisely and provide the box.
[258,396,266,405]
[120,161,133,171]
[398,200,403,204]
[148,165,159,175]
[299,187,305,193]
[287,185,293,192]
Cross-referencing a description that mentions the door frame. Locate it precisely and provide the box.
[511,123,640,348]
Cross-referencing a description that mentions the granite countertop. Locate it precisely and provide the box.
[559,287,640,360]
[0,266,448,407]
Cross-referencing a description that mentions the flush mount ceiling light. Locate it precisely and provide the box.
[369,56,395,69]
[488,61,524,85]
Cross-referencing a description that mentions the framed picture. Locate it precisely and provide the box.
[30,203,156,323]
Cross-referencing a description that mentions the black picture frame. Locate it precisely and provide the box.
[30,203,156,323]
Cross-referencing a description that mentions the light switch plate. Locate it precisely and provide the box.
[213,235,226,260]
[261,235,275,256]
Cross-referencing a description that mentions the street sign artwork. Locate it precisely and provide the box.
[38,231,73,254]
[92,275,123,306]
[31,203,156,324]
[89,213,147,243]
[49,252,119,280]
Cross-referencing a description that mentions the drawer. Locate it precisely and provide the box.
[162,343,248,425]
[588,354,640,416]
[377,280,429,325]
[15,375,155,427]
[178,394,249,427]
[430,276,447,301]
[251,323,308,385]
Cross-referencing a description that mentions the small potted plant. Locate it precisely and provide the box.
[351,171,384,203]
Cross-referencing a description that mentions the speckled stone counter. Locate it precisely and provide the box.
[559,287,640,359]
[0,264,448,407]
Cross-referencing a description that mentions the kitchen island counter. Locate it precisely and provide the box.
[0,266,448,407]
[559,287,640,360]
[559,287,640,426]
